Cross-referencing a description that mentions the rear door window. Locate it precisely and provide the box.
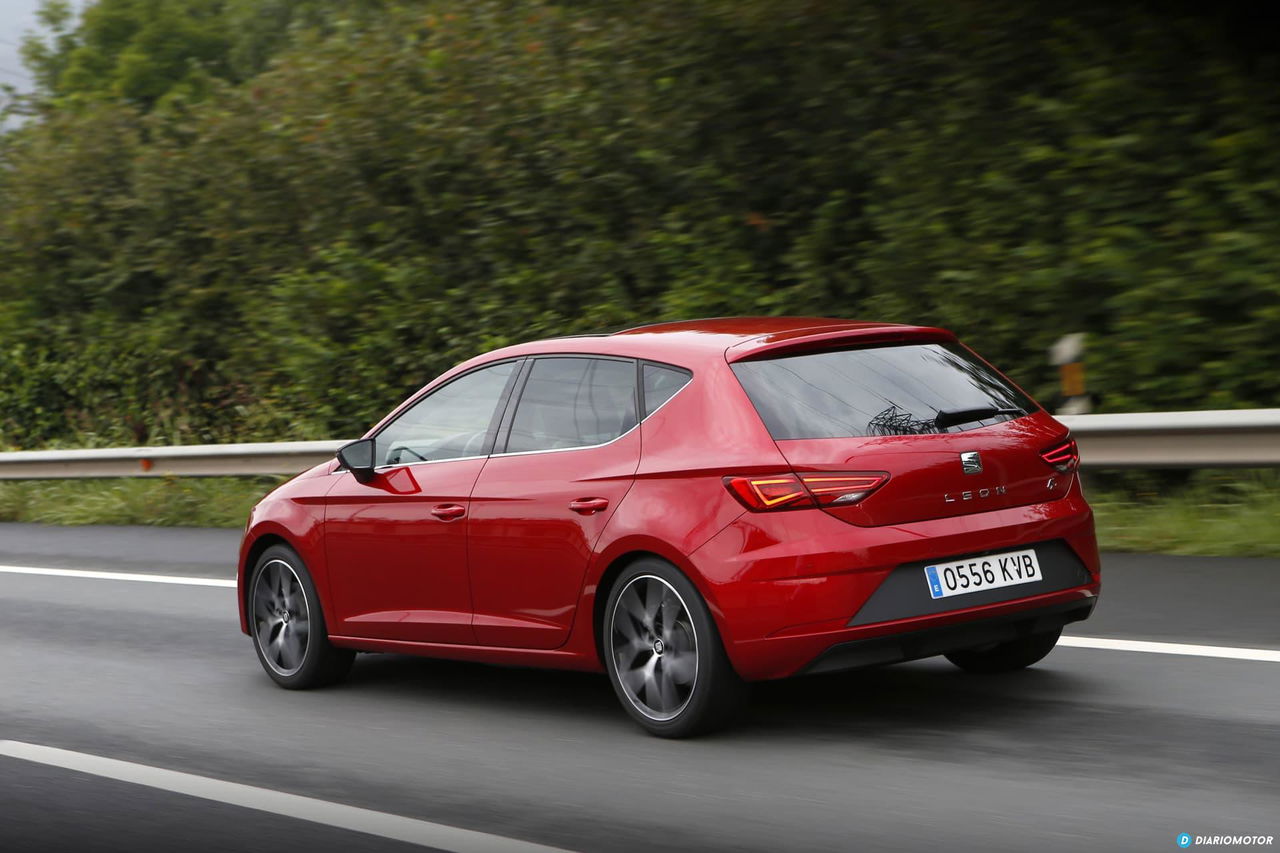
[504,357,639,453]
[731,343,1036,439]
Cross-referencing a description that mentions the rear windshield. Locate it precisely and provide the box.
[731,343,1037,440]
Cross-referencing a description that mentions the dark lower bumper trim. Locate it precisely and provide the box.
[801,597,1097,676]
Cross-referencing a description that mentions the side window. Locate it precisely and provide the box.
[505,357,638,453]
[642,363,692,416]
[375,360,518,466]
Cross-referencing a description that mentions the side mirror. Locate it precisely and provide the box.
[336,438,377,483]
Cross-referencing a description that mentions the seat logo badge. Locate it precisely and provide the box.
[960,451,983,475]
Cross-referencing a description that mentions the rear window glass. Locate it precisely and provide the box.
[731,343,1037,440]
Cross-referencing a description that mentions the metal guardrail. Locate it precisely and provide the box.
[0,441,344,479]
[1058,409,1280,469]
[0,410,1276,479]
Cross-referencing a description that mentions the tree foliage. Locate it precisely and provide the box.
[0,0,1278,448]
[18,0,379,109]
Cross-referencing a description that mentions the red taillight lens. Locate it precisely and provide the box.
[724,472,889,511]
[1041,438,1080,473]
[797,472,889,506]
[725,474,814,510]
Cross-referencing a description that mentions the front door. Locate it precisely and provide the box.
[468,356,641,649]
[324,359,521,644]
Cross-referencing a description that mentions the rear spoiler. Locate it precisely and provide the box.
[725,325,956,363]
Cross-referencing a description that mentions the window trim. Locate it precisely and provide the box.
[366,356,526,472]
[347,352,697,473]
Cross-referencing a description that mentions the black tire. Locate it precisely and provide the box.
[944,628,1062,673]
[603,557,748,737]
[248,544,354,689]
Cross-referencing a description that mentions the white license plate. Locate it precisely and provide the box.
[924,548,1042,600]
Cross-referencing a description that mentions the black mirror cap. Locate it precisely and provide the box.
[336,438,377,483]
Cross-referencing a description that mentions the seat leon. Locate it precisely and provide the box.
[238,317,1100,737]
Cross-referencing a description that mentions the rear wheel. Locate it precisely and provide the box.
[249,545,354,689]
[944,628,1062,673]
[604,558,747,737]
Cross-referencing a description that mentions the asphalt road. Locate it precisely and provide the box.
[1,523,1277,853]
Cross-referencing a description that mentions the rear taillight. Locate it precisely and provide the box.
[1041,438,1080,473]
[725,474,812,510]
[800,473,890,506]
[724,472,889,512]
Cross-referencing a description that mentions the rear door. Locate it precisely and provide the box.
[730,341,1072,527]
[467,356,642,649]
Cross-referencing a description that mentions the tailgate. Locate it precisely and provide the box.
[776,412,1071,526]
[730,339,1075,526]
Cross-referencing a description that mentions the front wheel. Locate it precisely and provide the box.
[944,628,1062,673]
[604,558,747,737]
[249,545,354,689]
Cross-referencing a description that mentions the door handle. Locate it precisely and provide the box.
[569,497,610,515]
[430,503,466,521]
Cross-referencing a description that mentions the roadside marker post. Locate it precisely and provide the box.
[1049,333,1091,416]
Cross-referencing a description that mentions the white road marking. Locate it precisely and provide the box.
[1061,635,1280,663]
[0,741,573,853]
[0,564,235,588]
[3,564,1277,664]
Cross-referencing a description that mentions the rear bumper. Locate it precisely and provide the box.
[801,595,1096,675]
[725,583,1099,680]
[688,478,1100,680]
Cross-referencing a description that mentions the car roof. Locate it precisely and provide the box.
[472,317,953,368]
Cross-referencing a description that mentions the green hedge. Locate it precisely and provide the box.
[2,0,1278,448]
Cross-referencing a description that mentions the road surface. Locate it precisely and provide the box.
[1,523,1277,852]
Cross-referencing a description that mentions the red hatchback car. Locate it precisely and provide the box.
[239,317,1099,736]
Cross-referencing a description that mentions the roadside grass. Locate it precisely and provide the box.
[0,472,1276,559]
[1089,471,1280,559]
[0,476,283,529]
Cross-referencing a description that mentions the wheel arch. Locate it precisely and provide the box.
[592,550,654,666]
[589,546,724,669]
[243,532,292,581]
[239,532,294,634]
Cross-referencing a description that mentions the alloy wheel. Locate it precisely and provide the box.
[609,574,699,721]
[252,559,311,677]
